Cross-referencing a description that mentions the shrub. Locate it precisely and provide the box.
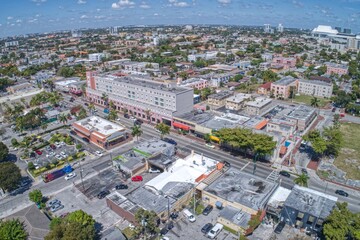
[67,156,73,162]
[28,162,35,170]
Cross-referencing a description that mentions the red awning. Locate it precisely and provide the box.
[173,122,190,131]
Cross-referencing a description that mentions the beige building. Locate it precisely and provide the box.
[287,105,317,131]
[245,97,272,116]
[225,93,251,111]
[298,79,333,98]
[270,76,298,99]
[266,118,296,138]
[207,91,233,107]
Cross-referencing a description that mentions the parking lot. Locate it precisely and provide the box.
[29,142,77,168]
[165,207,237,240]
[75,166,160,200]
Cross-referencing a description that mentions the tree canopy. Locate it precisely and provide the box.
[0,219,27,240]
[0,162,21,192]
[28,189,43,204]
[0,142,9,162]
[134,209,159,238]
[215,128,276,157]
[155,123,170,139]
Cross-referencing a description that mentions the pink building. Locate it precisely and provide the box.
[270,76,298,99]
[271,57,296,69]
[325,62,348,76]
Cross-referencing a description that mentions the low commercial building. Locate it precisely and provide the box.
[225,93,251,111]
[207,91,233,107]
[72,116,129,149]
[178,78,209,90]
[6,82,33,94]
[271,76,298,99]
[245,97,272,116]
[266,118,296,138]
[55,77,83,95]
[280,185,337,233]
[298,79,333,98]
[286,105,317,131]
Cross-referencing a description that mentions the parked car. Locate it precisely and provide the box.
[95,151,103,156]
[60,141,65,146]
[115,184,128,190]
[207,223,223,239]
[201,223,213,234]
[202,205,213,216]
[97,190,110,199]
[223,161,231,167]
[279,171,291,178]
[29,152,36,158]
[205,143,215,149]
[35,150,42,155]
[163,138,177,145]
[130,116,137,121]
[335,190,349,197]
[48,199,61,206]
[183,209,196,222]
[65,172,76,180]
[50,144,56,150]
[274,221,286,234]
[55,155,63,160]
[46,146,52,151]
[167,221,174,230]
[50,203,64,212]
[160,227,169,235]
[149,167,161,173]
[332,107,336,112]
[170,212,179,220]
[84,103,89,106]
[55,142,61,147]
[60,152,66,156]
[134,119,143,126]
[131,175,143,182]
[301,169,308,175]
[124,114,130,119]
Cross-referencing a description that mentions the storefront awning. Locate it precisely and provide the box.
[173,122,190,131]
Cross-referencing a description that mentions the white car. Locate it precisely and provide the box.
[205,143,215,149]
[149,168,161,173]
[95,151,103,156]
[207,223,223,239]
[55,142,61,146]
[130,116,137,121]
[65,172,76,180]
[55,154,63,160]
[60,141,65,146]
[60,152,66,156]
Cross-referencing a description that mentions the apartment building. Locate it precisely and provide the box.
[89,53,105,62]
[245,97,272,116]
[178,78,209,90]
[86,72,193,124]
[207,91,233,107]
[225,93,251,111]
[298,79,333,98]
[271,57,296,69]
[271,76,298,99]
[325,62,348,76]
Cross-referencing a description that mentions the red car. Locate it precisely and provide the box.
[131,176,143,182]
[35,150,42,155]
[50,144,56,150]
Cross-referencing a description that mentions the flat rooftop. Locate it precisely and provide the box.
[174,111,215,125]
[133,139,175,157]
[273,76,297,86]
[204,168,277,211]
[101,75,191,94]
[74,116,125,136]
[246,97,272,108]
[208,91,233,100]
[299,79,333,86]
[325,62,348,69]
[107,192,140,215]
[226,93,251,103]
[219,206,252,229]
[114,149,146,170]
[202,116,238,131]
[287,105,316,121]
[284,185,337,219]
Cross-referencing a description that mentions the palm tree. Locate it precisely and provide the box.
[131,125,142,142]
[108,109,118,121]
[41,123,48,132]
[58,113,68,124]
[101,93,109,106]
[77,108,88,120]
[20,98,27,107]
[294,173,310,187]
[311,97,320,108]
[49,92,63,106]
[44,79,55,92]
[109,101,116,110]
[155,123,170,139]
[87,103,95,115]
[144,109,153,123]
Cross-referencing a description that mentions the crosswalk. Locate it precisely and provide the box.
[266,170,280,183]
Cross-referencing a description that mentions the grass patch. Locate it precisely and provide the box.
[334,122,360,180]
[292,95,330,108]
[318,170,330,179]
[195,204,205,215]
[223,225,238,235]
[122,227,137,240]
[132,148,152,157]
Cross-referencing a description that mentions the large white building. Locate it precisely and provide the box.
[298,79,333,98]
[86,72,194,125]
[89,53,106,62]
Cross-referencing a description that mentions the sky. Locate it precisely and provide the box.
[1,0,360,37]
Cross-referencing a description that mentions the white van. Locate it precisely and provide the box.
[183,209,196,222]
[207,223,223,239]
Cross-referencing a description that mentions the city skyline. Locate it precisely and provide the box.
[1,0,360,37]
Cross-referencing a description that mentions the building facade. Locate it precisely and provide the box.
[245,97,272,116]
[325,62,348,76]
[270,76,298,99]
[86,72,194,124]
[298,79,333,98]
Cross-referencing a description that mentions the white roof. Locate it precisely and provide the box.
[74,116,125,136]
[146,153,218,191]
[267,186,291,208]
[312,25,338,34]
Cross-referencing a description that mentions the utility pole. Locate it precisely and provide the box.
[253,153,259,175]
[79,158,85,190]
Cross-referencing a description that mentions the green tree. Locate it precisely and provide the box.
[0,162,21,191]
[134,208,160,238]
[49,92,63,106]
[41,123,48,132]
[28,189,43,204]
[87,103,95,115]
[28,162,35,171]
[294,173,309,187]
[76,108,88,120]
[155,123,170,139]
[101,92,109,106]
[58,113,68,124]
[131,125,143,142]
[0,142,9,162]
[0,219,27,240]
[11,138,19,147]
[107,109,118,121]
[200,87,213,101]
[323,202,360,240]
[310,97,320,108]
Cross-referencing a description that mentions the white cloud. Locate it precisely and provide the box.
[94,15,105,19]
[35,14,41,17]
[111,0,135,9]
[139,2,150,8]
[217,0,231,4]
[77,0,86,4]
[80,15,88,19]
[154,13,159,16]
[28,18,38,23]
[0,24,2,27]
[32,0,47,2]
[7,16,13,20]
[16,19,22,23]
[168,0,189,7]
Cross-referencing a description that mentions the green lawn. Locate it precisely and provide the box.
[334,122,360,180]
[292,95,331,108]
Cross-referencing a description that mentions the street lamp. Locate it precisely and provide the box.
[253,152,259,175]
[79,158,85,190]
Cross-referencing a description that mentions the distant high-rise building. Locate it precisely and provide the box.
[264,24,271,33]
[185,25,193,31]
[153,37,159,46]
[277,23,284,33]
[110,26,118,35]
[335,27,342,33]
[71,30,82,38]
[343,28,351,34]
[5,41,19,47]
